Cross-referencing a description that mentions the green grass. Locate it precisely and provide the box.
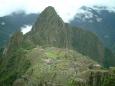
[44,47,65,59]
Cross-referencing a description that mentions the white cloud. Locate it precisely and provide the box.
[21,25,32,34]
[0,0,115,22]
[96,18,102,22]
[1,22,5,26]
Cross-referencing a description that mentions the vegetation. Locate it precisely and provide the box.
[0,48,31,85]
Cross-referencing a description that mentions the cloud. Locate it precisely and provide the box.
[0,0,115,22]
[21,25,32,34]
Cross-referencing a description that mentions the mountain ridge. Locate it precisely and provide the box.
[70,6,115,51]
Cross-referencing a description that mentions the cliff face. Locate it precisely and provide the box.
[87,70,109,86]
[69,68,115,86]
[87,68,115,86]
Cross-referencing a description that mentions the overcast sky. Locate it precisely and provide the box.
[0,0,115,22]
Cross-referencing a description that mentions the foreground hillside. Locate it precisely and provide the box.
[0,6,115,86]
[1,46,97,85]
[1,44,115,86]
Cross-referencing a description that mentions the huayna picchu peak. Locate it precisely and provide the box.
[32,6,64,32]
[0,6,115,86]
[30,6,66,48]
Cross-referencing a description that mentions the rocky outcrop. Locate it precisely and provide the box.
[86,68,115,86]
[87,70,109,86]
[3,31,23,56]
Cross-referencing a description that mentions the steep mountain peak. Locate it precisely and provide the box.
[43,6,56,13]
[38,6,58,18]
[31,6,64,32]
[30,6,66,47]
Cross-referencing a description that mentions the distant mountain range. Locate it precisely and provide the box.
[0,6,115,53]
[0,11,38,47]
[70,6,115,52]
